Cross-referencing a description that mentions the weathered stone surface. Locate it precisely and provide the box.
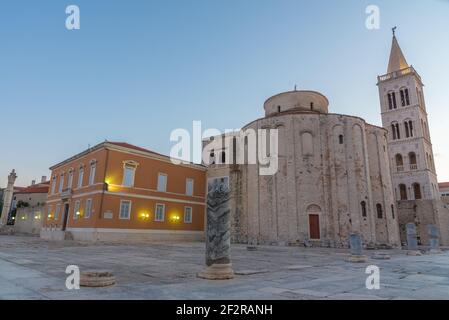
[206,91,400,248]
[80,271,115,287]
[349,234,363,256]
[199,177,234,280]
[406,223,418,250]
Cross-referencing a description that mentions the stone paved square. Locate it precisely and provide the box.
[1,235,449,300]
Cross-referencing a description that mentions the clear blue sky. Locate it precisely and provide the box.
[1,0,448,187]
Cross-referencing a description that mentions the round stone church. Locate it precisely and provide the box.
[207,90,401,248]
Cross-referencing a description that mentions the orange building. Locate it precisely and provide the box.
[41,142,206,242]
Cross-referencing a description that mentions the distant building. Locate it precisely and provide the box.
[439,182,449,206]
[41,141,206,242]
[13,182,49,234]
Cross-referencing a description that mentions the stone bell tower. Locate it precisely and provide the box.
[377,30,439,201]
[377,29,449,246]
[0,169,18,226]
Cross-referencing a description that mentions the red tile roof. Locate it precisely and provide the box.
[14,186,49,194]
[439,182,449,189]
[107,142,166,157]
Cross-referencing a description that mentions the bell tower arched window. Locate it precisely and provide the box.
[400,88,410,106]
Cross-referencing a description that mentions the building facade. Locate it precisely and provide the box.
[377,34,449,246]
[206,90,401,248]
[13,183,49,235]
[41,142,207,242]
[439,182,449,206]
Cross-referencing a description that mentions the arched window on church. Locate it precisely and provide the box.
[361,201,367,218]
[409,152,417,170]
[376,204,383,219]
[404,120,414,138]
[391,204,395,219]
[221,151,226,164]
[277,105,281,113]
[339,135,344,145]
[413,183,422,200]
[395,154,404,172]
[310,102,314,111]
[399,184,408,200]
[391,122,400,140]
[400,87,410,107]
[387,91,397,110]
[408,120,414,137]
[210,150,215,165]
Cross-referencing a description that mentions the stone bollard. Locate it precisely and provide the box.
[198,177,234,280]
[406,223,422,256]
[346,233,368,263]
[427,224,442,254]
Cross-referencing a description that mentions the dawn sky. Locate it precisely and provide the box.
[1,0,448,187]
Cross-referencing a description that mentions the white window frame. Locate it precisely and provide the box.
[51,177,57,194]
[55,203,61,220]
[73,200,80,220]
[89,162,96,186]
[119,200,132,220]
[85,199,93,219]
[77,167,84,189]
[157,173,167,192]
[59,173,65,193]
[186,178,194,196]
[122,162,137,187]
[67,170,74,190]
[155,203,165,222]
[184,206,193,223]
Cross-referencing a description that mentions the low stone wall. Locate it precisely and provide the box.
[40,228,204,242]
[14,206,44,235]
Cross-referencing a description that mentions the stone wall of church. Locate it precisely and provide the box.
[206,112,401,247]
[397,200,449,246]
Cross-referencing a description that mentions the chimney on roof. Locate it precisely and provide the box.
[31,180,36,186]
[41,176,47,183]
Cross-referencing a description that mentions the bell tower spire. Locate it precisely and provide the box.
[387,28,409,73]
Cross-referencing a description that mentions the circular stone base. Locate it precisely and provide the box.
[246,246,258,251]
[372,253,391,260]
[406,250,422,256]
[428,249,443,254]
[198,263,234,280]
[80,271,116,287]
[346,255,368,263]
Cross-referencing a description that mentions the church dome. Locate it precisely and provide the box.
[264,90,329,116]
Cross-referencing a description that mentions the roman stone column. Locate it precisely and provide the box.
[406,223,422,256]
[1,170,18,226]
[427,224,442,253]
[198,176,234,280]
[346,233,368,263]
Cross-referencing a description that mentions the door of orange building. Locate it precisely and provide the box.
[62,203,69,231]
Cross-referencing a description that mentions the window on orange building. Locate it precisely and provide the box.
[55,203,61,220]
[157,173,167,192]
[73,200,80,220]
[186,178,194,196]
[77,167,84,188]
[119,200,131,220]
[155,203,165,221]
[89,162,96,186]
[123,162,137,187]
[51,176,57,194]
[85,199,92,219]
[58,173,65,193]
[184,207,192,223]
